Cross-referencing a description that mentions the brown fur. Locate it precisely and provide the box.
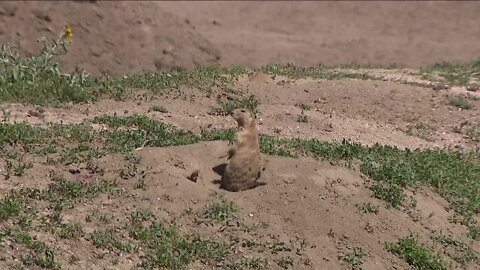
[220,108,265,192]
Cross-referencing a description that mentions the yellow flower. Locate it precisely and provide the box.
[64,22,73,41]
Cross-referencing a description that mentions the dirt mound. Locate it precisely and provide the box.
[0,1,221,75]
[1,140,477,269]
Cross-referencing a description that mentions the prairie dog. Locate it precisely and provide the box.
[221,108,265,192]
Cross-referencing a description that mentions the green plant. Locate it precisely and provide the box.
[295,102,312,111]
[341,247,366,267]
[210,94,261,116]
[0,195,24,221]
[0,23,95,104]
[235,257,268,269]
[297,112,309,123]
[276,256,294,269]
[468,226,480,240]
[431,231,480,266]
[199,199,237,224]
[448,96,473,110]
[261,63,380,81]
[58,222,84,239]
[90,228,133,253]
[130,220,225,269]
[420,59,480,86]
[4,158,33,179]
[466,93,480,101]
[405,122,436,141]
[386,235,447,270]
[464,124,480,141]
[356,202,379,214]
[3,229,60,269]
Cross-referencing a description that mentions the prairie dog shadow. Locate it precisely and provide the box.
[212,163,227,176]
[212,163,227,185]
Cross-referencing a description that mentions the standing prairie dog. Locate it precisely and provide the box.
[221,108,265,192]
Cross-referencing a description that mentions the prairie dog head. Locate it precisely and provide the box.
[229,108,255,127]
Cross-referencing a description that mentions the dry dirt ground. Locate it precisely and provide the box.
[0,1,480,270]
[1,1,480,74]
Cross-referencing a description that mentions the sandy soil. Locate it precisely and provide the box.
[0,1,479,270]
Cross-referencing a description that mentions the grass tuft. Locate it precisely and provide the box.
[448,95,474,110]
[130,220,225,269]
[386,235,448,270]
[420,59,480,86]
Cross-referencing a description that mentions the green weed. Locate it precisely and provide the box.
[58,222,84,239]
[341,247,366,267]
[199,198,237,224]
[2,229,60,269]
[468,226,480,240]
[386,235,448,270]
[297,112,309,123]
[405,122,436,142]
[130,220,225,269]
[90,228,134,253]
[431,231,480,266]
[233,257,268,269]
[448,96,474,110]
[295,102,312,111]
[261,63,380,81]
[0,195,24,221]
[276,256,294,269]
[356,202,379,214]
[210,94,261,116]
[420,59,480,86]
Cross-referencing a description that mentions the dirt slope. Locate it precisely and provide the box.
[1,1,480,75]
[0,1,221,75]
